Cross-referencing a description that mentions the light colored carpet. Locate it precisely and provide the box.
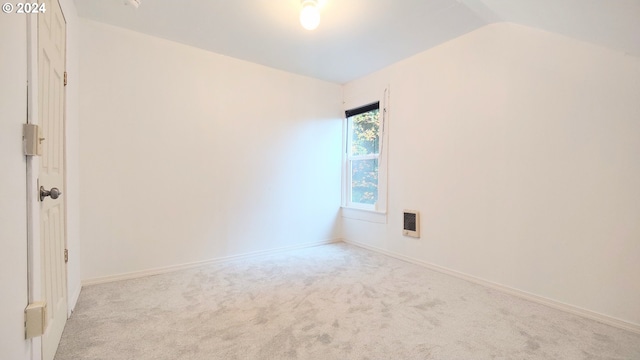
[55,243,640,360]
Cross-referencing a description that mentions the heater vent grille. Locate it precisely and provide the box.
[403,210,420,238]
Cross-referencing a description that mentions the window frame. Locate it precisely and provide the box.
[341,87,389,221]
[345,102,381,211]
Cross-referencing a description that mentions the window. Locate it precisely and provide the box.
[345,102,381,210]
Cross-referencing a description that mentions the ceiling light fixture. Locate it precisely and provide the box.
[300,0,321,31]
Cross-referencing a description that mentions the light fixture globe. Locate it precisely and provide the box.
[300,0,320,30]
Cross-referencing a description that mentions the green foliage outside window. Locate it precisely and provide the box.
[351,159,378,204]
[349,109,379,205]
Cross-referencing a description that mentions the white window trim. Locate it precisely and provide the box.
[341,87,389,223]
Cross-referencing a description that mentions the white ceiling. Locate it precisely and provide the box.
[74,0,640,84]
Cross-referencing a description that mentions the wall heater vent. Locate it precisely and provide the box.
[403,210,420,238]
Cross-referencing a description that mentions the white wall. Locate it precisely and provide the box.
[79,20,343,281]
[342,23,640,326]
[0,13,30,360]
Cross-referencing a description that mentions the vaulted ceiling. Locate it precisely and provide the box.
[74,0,640,84]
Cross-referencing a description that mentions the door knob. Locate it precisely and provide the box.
[40,186,62,201]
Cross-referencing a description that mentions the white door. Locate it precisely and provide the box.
[39,1,67,359]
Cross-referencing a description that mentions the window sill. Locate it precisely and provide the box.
[341,206,387,224]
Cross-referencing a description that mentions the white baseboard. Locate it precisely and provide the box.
[82,238,341,286]
[343,239,640,335]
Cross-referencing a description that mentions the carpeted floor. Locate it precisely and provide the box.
[55,243,640,360]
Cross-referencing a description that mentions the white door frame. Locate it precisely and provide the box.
[26,13,43,360]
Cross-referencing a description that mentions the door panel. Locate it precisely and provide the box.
[39,1,67,359]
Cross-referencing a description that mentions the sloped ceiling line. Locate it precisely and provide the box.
[74,0,640,83]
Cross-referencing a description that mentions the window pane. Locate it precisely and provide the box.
[351,158,378,205]
[349,109,379,156]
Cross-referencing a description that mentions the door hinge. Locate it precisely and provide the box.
[64,249,68,263]
[23,123,43,156]
[25,302,47,339]
[64,72,68,86]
